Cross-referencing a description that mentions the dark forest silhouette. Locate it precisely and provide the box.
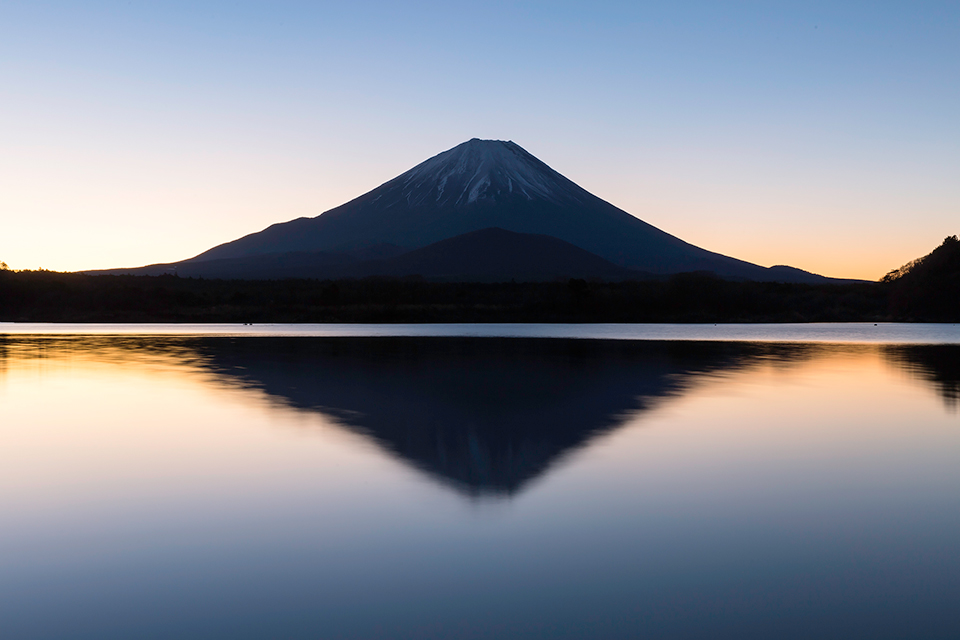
[0,271,886,322]
[882,235,960,321]
[1,236,957,322]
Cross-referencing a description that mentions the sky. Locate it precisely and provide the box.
[1,1,958,280]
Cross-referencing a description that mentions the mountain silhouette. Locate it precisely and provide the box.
[883,235,960,320]
[96,228,640,281]
[92,139,849,283]
[347,227,638,281]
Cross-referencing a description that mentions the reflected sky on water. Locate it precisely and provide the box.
[3,321,960,343]
[1,335,959,639]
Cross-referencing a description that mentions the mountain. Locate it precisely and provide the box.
[354,227,637,281]
[175,139,842,283]
[88,228,642,281]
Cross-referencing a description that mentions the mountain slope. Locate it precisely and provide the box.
[883,235,960,319]
[357,227,637,281]
[88,228,642,281]
[186,139,830,282]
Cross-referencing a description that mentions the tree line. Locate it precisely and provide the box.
[1,237,956,323]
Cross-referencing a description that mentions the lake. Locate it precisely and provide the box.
[2,324,959,639]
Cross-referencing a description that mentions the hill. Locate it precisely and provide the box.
[883,235,960,320]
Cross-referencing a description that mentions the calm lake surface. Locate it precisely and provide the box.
[2,324,959,639]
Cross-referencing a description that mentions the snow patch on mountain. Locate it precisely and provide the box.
[395,138,584,208]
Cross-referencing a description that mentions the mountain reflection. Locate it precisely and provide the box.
[4,335,958,497]
[187,338,767,496]
[884,345,960,411]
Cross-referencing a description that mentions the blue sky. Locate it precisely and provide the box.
[2,1,958,278]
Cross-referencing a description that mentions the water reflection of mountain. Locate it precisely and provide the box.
[189,338,766,496]
[4,335,956,495]
[884,345,960,410]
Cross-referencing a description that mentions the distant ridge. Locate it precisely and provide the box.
[93,139,858,283]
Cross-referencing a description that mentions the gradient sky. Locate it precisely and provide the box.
[2,1,958,279]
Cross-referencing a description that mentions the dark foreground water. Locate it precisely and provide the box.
[1,328,959,638]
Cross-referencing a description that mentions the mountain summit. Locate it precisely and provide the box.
[162,139,838,282]
[387,138,588,207]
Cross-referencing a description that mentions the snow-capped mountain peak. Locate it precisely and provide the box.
[183,138,840,283]
[390,138,584,208]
